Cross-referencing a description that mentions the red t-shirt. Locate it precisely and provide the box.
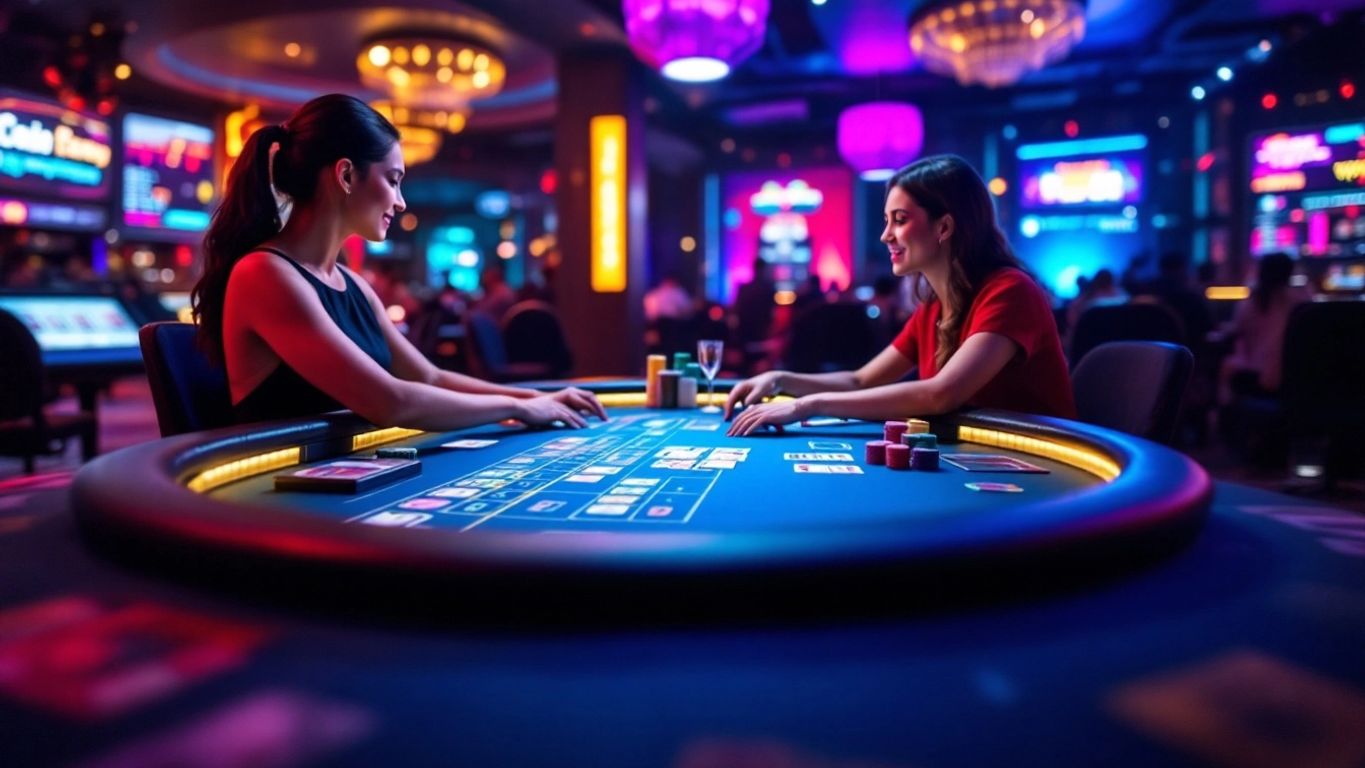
[891,267,1076,419]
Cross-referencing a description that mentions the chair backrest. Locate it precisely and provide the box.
[139,322,233,437]
[1281,300,1365,433]
[501,301,573,377]
[0,309,46,423]
[1069,302,1186,367]
[786,302,879,373]
[1072,341,1193,443]
[464,310,508,377]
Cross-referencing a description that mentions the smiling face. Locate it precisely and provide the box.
[881,186,946,278]
[343,141,406,241]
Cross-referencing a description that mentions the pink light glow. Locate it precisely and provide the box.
[623,0,769,80]
[836,102,924,181]
[1308,211,1330,254]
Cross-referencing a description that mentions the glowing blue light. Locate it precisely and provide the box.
[1057,265,1083,297]
[866,305,881,319]
[1216,66,1233,82]
[1122,205,1138,219]
[1002,124,1018,141]
[1015,133,1147,161]
[723,208,743,229]
[1258,195,1279,213]
[860,169,895,181]
[1020,216,1041,238]
[475,190,511,218]
[1191,85,1206,100]
[1325,122,1365,144]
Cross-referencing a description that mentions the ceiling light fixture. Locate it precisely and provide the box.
[908,0,1087,88]
[623,0,770,83]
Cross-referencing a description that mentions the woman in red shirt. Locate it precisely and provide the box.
[726,155,1074,435]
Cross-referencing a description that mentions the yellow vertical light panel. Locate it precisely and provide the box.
[590,115,627,293]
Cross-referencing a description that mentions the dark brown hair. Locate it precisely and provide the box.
[887,154,1025,371]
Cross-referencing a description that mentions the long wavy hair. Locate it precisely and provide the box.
[887,155,1025,371]
[192,94,399,364]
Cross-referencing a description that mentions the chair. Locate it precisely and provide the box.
[1069,302,1186,368]
[0,309,98,473]
[1072,341,1193,444]
[785,302,880,373]
[138,321,234,437]
[502,301,574,379]
[463,311,554,383]
[1279,301,1365,488]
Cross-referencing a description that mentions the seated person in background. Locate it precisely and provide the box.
[643,273,695,322]
[1219,252,1310,401]
[732,257,778,372]
[193,94,605,430]
[1066,267,1128,331]
[725,155,1074,435]
[473,263,517,322]
[1145,250,1212,350]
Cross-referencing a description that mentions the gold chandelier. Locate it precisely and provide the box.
[369,100,469,166]
[357,35,504,165]
[909,0,1086,89]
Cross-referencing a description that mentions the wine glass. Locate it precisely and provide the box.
[697,339,723,413]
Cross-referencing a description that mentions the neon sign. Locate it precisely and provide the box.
[1250,172,1307,193]
[1254,132,1332,171]
[122,113,216,234]
[0,92,111,201]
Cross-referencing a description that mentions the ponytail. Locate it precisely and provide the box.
[192,124,288,365]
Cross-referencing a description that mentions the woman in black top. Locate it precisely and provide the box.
[193,94,605,430]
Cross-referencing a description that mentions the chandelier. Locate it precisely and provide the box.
[357,35,504,164]
[908,0,1086,89]
[369,101,469,166]
[837,102,924,181]
[623,0,770,83]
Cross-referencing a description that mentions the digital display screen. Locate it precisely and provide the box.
[0,295,141,365]
[0,91,112,202]
[1018,152,1145,209]
[1247,120,1365,258]
[720,167,853,303]
[121,113,216,235]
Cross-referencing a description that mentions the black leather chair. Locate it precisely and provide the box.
[138,321,233,437]
[1280,301,1365,487]
[1069,302,1186,368]
[785,302,880,373]
[1072,341,1193,444]
[0,309,98,472]
[502,301,574,379]
[464,311,552,383]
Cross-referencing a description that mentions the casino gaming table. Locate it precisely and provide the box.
[0,380,1361,766]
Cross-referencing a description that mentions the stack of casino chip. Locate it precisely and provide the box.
[901,432,937,450]
[910,447,939,471]
[884,421,909,444]
[905,418,931,435]
[885,443,911,470]
[865,440,891,465]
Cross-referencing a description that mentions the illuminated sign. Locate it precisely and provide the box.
[590,114,626,293]
[1254,132,1332,170]
[0,92,112,201]
[749,180,823,215]
[1334,159,1365,183]
[122,113,216,235]
[1250,171,1307,193]
[0,196,107,231]
[1248,120,1365,257]
[1019,153,1144,209]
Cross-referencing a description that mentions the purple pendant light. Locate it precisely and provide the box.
[837,102,925,181]
[623,0,770,83]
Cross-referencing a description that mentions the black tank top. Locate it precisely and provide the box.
[232,247,393,424]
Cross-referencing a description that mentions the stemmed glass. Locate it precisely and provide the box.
[697,339,724,413]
